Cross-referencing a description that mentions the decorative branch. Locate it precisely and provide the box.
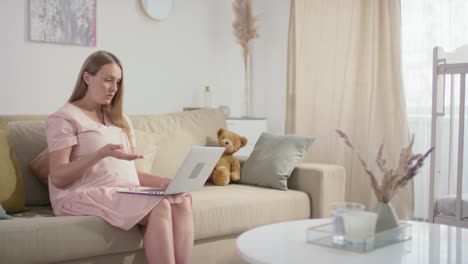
[376,144,388,174]
[232,0,259,76]
[336,130,434,203]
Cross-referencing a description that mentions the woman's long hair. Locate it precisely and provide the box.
[69,51,133,151]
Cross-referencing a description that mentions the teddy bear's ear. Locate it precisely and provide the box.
[217,128,226,137]
[240,136,248,147]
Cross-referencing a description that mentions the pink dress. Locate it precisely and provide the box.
[46,103,186,230]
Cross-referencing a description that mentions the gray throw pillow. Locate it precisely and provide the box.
[240,132,315,190]
[0,204,12,219]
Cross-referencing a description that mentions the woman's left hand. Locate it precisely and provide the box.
[137,171,172,189]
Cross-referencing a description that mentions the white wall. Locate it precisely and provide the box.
[251,0,290,134]
[0,0,290,134]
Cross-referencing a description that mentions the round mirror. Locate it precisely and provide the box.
[140,0,172,21]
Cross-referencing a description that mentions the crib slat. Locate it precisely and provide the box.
[448,75,455,195]
[428,47,440,222]
[456,74,465,221]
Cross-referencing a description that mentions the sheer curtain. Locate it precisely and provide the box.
[286,0,411,218]
[401,0,468,220]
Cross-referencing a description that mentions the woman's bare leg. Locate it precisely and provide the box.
[171,196,194,264]
[144,199,175,264]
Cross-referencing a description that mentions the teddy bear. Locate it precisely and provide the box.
[211,128,248,186]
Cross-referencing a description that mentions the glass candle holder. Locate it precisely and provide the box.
[342,211,378,243]
[330,202,365,245]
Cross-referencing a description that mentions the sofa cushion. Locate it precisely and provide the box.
[8,121,50,206]
[191,184,310,240]
[132,129,159,173]
[1,206,144,264]
[0,119,27,214]
[130,108,226,177]
[2,184,310,262]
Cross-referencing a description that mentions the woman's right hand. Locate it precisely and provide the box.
[98,144,143,161]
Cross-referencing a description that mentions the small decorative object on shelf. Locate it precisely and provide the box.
[204,85,212,108]
[336,130,434,232]
[218,105,230,117]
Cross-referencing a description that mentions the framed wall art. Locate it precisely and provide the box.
[30,0,96,46]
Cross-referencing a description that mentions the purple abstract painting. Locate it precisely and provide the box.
[30,0,96,47]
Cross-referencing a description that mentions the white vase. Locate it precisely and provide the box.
[373,202,399,232]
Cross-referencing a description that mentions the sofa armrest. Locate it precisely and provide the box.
[237,156,345,219]
[288,163,345,218]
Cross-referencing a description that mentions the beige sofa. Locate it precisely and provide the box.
[0,108,345,264]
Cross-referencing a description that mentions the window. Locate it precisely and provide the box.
[401,0,468,220]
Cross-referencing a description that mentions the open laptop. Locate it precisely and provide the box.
[117,146,225,195]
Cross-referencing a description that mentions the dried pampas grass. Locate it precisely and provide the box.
[232,0,259,73]
[336,130,434,203]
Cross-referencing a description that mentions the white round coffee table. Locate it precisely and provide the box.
[236,219,468,264]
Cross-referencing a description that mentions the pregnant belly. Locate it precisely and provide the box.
[81,157,140,188]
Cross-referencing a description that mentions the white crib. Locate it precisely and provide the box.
[428,45,468,228]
